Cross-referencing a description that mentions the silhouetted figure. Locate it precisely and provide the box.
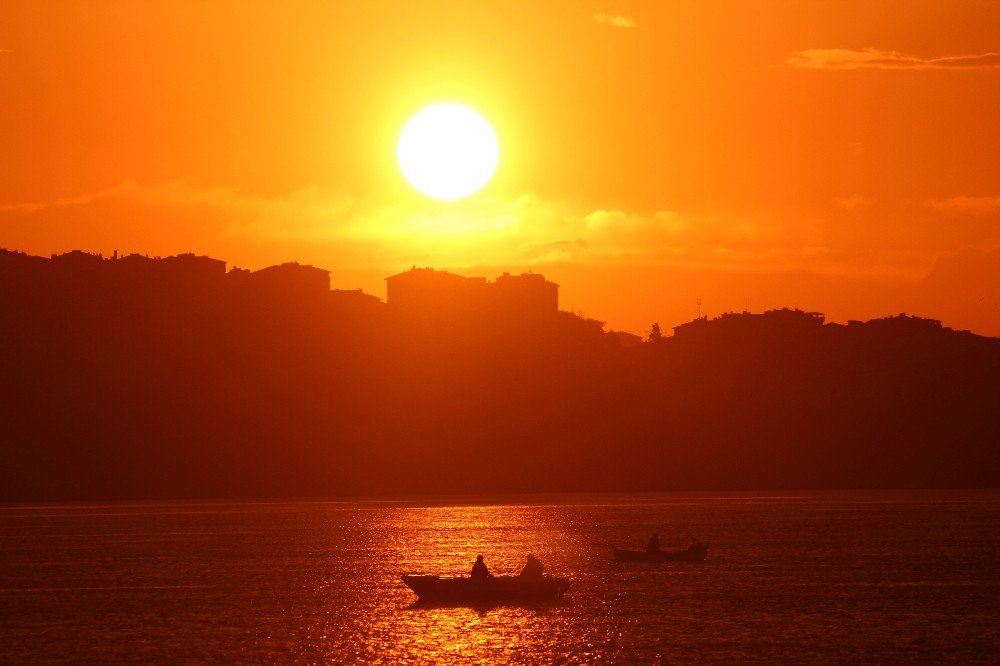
[519,553,544,578]
[647,533,661,554]
[470,554,492,580]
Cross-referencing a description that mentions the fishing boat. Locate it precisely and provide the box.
[611,542,709,562]
[402,574,570,601]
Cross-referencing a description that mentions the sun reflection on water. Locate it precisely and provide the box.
[312,503,594,663]
[3,492,996,662]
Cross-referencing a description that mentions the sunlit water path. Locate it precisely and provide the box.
[1,490,997,662]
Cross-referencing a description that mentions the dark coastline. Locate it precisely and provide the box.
[2,247,998,501]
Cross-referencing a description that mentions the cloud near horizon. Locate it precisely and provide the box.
[926,195,1000,215]
[6,181,998,334]
[785,48,1000,70]
[0,180,843,274]
[593,14,635,29]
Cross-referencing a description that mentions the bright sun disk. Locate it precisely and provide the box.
[397,103,499,200]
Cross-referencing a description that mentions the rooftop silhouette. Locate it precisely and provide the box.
[1,247,997,500]
[386,266,559,321]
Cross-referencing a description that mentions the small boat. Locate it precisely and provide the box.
[611,542,709,562]
[402,574,570,602]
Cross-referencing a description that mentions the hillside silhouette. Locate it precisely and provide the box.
[1,248,997,501]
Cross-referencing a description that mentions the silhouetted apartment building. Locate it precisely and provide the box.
[843,312,964,336]
[0,248,397,323]
[385,268,489,317]
[861,313,941,329]
[147,252,226,280]
[491,272,559,318]
[328,288,384,317]
[109,252,227,290]
[672,308,825,338]
[0,248,47,277]
[50,249,105,269]
[2,250,230,294]
[385,267,559,320]
[246,262,330,298]
[46,250,108,285]
[0,249,49,297]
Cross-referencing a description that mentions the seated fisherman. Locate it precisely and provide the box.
[646,532,661,554]
[519,553,544,578]
[470,554,492,580]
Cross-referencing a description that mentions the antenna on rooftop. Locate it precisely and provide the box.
[697,298,702,319]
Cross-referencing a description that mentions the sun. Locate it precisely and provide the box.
[397,103,499,200]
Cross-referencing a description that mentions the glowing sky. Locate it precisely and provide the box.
[1,1,998,335]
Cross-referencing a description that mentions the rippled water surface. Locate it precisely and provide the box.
[1,490,998,662]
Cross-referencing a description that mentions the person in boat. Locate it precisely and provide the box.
[470,554,493,580]
[646,532,661,554]
[519,553,544,578]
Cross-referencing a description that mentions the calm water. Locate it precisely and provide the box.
[1,491,998,663]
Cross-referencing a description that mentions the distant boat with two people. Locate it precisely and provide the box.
[612,532,709,562]
[403,553,570,602]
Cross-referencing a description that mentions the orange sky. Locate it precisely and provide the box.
[2,1,998,335]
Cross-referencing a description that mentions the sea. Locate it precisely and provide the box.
[1,490,997,663]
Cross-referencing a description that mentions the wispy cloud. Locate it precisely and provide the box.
[834,195,870,211]
[926,195,1000,215]
[785,48,1000,70]
[593,13,635,29]
[0,181,840,273]
[0,181,355,234]
[0,189,109,213]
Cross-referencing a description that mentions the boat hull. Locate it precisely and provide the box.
[402,575,570,601]
[612,544,709,562]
